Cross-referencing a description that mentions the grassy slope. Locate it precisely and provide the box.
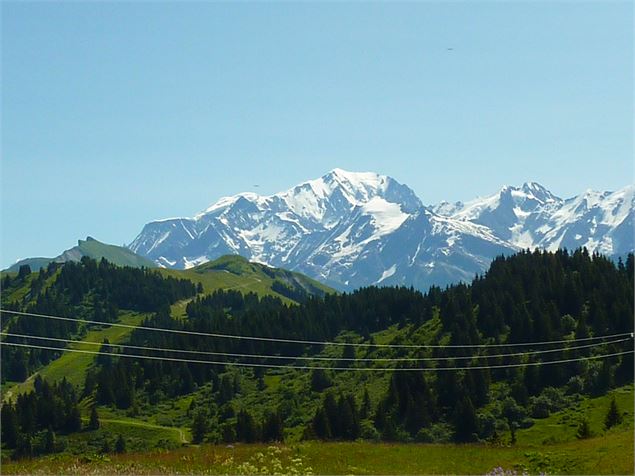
[161,255,335,314]
[0,256,334,449]
[74,238,156,269]
[516,384,634,446]
[2,255,334,396]
[3,313,147,401]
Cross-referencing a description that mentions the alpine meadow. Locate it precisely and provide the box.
[1,2,634,476]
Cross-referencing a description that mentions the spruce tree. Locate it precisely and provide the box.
[88,406,100,430]
[65,406,82,433]
[340,345,356,368]
[312,407,331,440]
[1,404,19,448]
[263,411,284,442]
[453,396,478,443]
[43,429,56,454]
[101,438,112,453]
[236,409,258,443]
[604,397,622,430]
[310,368,332,392]
[191,410,208,444]
[576,419,592,439]
[115,435,126,453]
[360,388,371,419]
[17,264,31,280]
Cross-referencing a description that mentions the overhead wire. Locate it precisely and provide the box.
[0,331,630,363]
[1,341,631,372]
[2,309,632,349]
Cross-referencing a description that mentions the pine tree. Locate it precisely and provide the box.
[16,434,33,458]
[604,397,622,430]
[1,404,19,448]
[43,429,56,454]
[191,410,208,444]
[88,406,100,430]
[115,435,126,453]
[236,409,258,443]
[65,406,82,433]
[312,408,331,440]
[263,411,284,442]
[360,388,371,419]
[380,415,398,442]
[101,438,112,453]
[576,419,592,439]
[453,395,478,443]
[310,368,332,392]
[340,345,356,368]
[17,264,31,280]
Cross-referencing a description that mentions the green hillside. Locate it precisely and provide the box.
[5,237,155,272]
[162,255,333,309]
[1,255,334,400]
[1,250,633,474]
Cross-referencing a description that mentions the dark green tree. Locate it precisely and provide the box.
[43,429,56,454]
[17,264,31,280]
[360,388,371,419]
[262,411,284,442]
[1,404,19,448]
[310,368,332,392]
[65,406,82,433]
[88,406,100,431]
[236,409,258,443]
[453,396,478,443]
[312,407,331,440]
[604,397,622,430]
[191,410,208,444]
[576,419,592,439]
[115,435,126,453]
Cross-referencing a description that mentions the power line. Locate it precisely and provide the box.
[1,341,632,372]
[0,331,630,363]
[2,309,632,349]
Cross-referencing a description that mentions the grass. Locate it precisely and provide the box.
[75,238,156,269]
[159,255,335,306]
[2,312,147,401]
[517,384,634,446]
[2,430,633,475]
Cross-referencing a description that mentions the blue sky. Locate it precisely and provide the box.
[2,2,633,267]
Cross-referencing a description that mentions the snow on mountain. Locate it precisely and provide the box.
[130,172,634,291]
[433,183,634,258]
[129,169,428,283]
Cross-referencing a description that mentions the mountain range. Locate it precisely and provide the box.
[128,169,634,290]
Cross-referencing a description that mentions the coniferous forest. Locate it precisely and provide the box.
[0,250,633,465]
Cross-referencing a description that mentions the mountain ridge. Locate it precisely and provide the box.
[128,170,634,290]
[6,237,156,272]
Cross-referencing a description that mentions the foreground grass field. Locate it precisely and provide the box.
[3,385,632,475]
[2,430,633,475]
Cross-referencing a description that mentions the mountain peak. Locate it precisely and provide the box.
[496,182,560,204]
[520,182,560,203]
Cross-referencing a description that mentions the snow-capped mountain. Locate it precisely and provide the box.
[129,170,634,290]
[434,183,635,257]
